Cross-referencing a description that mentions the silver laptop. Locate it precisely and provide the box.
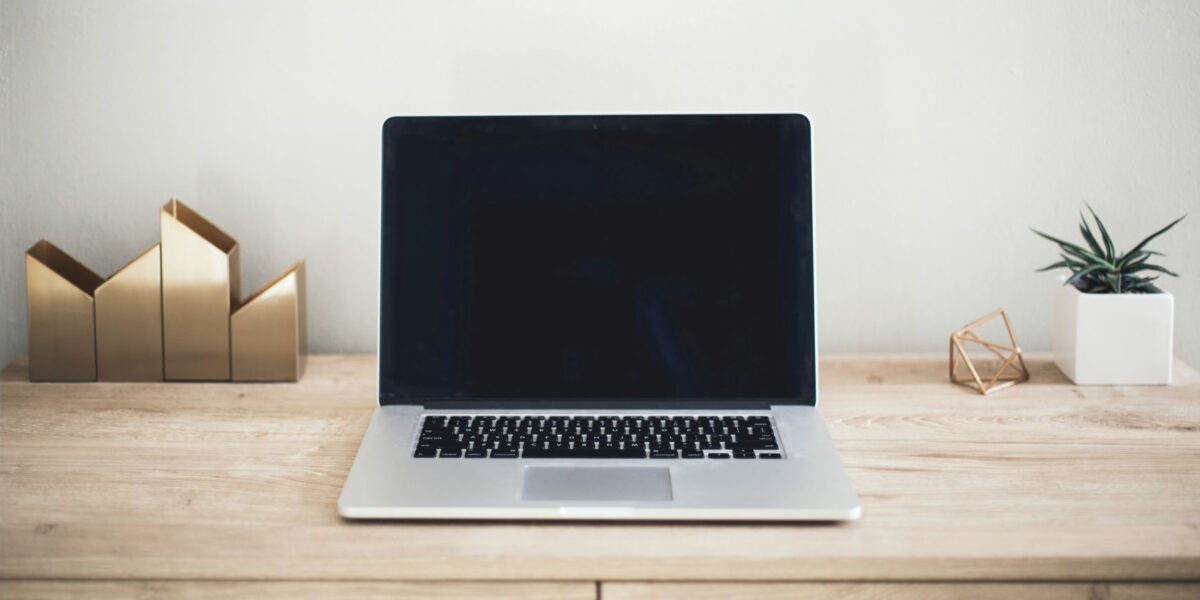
[339,114,861,520]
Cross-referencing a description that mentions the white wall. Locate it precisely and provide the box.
[2,0,1198,372]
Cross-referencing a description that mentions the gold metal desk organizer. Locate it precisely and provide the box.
[24,200,305,382]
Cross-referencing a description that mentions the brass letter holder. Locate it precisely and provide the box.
[161,199,240,381]
[232,261,306,381]
[95,243,163,381]
[24,200,305,382]
[25,240,103,382]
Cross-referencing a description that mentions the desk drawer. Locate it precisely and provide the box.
[0,581,596,599]
[603,582,1200,600]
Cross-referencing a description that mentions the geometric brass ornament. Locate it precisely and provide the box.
[95,243,164,381]
[231,261,306,382]
[949,307,1030,395]
[24,240,103,382]
[160,198,240,381]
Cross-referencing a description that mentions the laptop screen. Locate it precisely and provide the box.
[379,114,815,407]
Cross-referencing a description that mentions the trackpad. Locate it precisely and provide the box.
[522,466,673,502]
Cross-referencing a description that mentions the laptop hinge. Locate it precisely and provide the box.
[416,399,776,411]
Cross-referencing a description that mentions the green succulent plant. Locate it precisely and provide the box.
[1032,205,1185,294]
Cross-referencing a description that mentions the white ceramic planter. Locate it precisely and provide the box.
[1052,279,1174,385]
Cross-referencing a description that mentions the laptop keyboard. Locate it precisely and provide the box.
[413,415,782,459]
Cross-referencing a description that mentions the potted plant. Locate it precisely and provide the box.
[1032,206,1185,385]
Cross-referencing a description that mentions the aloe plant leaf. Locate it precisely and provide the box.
[1125,263,1180,277]
[1078,215,1104,256]
[1123,253,1152,270]
[1031,228,1088,254]
[1108,272,1122,293]
[1085,203,1116,261]
[1126,275,1161,292]
[1062,244,1110,267]
[1125,215,1186,258]
[1065,263,1109,286]
[1088,275,1112,292]
[1059,254,1087,269]
[1036,260,1072,272]
[1122,250,1166,263]
[1031,229,1111,265]
[1116,249,1164,268]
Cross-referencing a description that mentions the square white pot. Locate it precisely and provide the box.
[1052,279,1174,385]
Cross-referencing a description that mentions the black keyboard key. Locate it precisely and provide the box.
[727,440,779,450]
[424,440,469,451]
[490,450,519,458]
[759,453,783,459]
[523,447,644,459]
[733,449,756,459]
[440,448,462,458]
[464,449,487,458]
[650,450,678,459]
[707,452,731,459]
[681,451,705,459]
[419,433,460,443]
[414,448,437,458]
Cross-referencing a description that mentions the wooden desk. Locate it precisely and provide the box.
[2,354,1198,599]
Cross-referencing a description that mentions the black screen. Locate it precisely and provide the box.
[379,114,815,407]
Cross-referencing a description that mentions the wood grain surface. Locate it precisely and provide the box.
[2,354,1198,584]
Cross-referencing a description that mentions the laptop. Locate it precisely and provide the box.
[338,114,861,520]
